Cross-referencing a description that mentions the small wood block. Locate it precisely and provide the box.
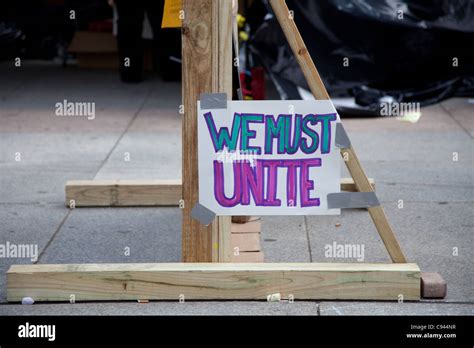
[421,272,447,299]
[231,219,261,234]
[231,251,264,263]
[231,233,261,252]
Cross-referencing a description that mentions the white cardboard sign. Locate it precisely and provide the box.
[198,100,341,215]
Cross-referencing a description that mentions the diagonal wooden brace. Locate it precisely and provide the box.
[269,0,406,263]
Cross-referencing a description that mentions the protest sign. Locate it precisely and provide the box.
[198,99,341,215]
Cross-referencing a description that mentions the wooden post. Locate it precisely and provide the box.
[269,0,407,263]
[182,0,232,262]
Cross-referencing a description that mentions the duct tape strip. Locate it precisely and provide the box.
[335,123,351,149]
[327,192,380,209]
[191,203,216,226]
[200,93,228,110]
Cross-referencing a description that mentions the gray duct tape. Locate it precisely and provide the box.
[191,203,216,226]
[335,123,351,149]
[327,192,380,209]
[200,93,228,110]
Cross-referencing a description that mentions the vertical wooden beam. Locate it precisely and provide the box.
[214,0,233,262]
[269,0,407,263]
[182,0,232,262]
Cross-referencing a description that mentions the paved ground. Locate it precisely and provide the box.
[0,61,473,315]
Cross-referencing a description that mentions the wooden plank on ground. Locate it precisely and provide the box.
[7,263,420,302]
[65,180,181,207]
[65,179,372,207]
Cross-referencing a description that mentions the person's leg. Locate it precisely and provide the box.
[115,0,145,83]
[144,0,165,74]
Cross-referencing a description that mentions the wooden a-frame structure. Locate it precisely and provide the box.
[6,0,420,302]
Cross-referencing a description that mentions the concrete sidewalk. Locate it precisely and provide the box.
[0,62,473,315]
